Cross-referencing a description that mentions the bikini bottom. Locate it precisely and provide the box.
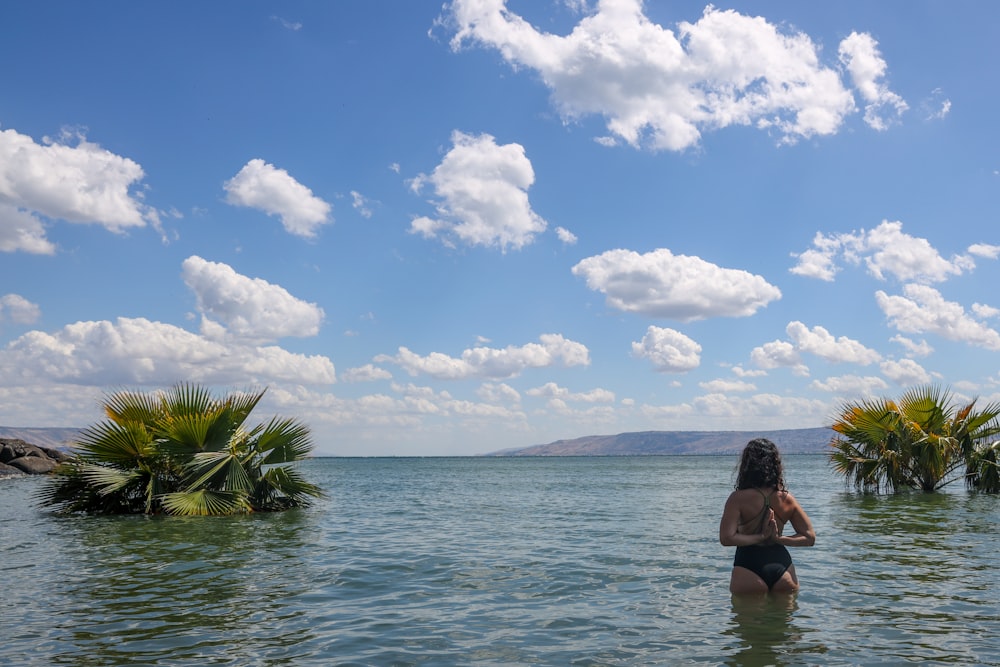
[733,543,793,589]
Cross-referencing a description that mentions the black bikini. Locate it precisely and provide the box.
[733,489,792,589]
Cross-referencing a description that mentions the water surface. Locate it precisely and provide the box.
[2,456,997,665]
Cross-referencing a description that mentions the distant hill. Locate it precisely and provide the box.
[487,427,834,456]
[0,427,82,451]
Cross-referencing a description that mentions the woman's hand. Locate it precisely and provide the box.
[760,509,778,544]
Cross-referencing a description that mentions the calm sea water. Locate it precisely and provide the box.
[1,455,998,666]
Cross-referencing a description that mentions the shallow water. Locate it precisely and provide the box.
[2,456,997,665]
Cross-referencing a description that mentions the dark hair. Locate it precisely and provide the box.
[735,438,786,491]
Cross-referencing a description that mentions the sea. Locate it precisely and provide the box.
[1,455,997,666]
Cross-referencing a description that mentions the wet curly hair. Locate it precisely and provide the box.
[735,438,786,491]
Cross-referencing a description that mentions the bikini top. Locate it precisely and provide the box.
[739,488,773,534]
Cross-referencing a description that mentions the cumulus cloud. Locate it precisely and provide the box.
[224,159,331,238]
[879,358,931,386]
[890,335,933,358]
[0,294,41,325]
[838,31,908,130]
[785,321,881,365]
[751,321,879,376]
[443,2,900,151]
[631,326,701,372]
[750,339,809,376]
[181,256,324,342]
[410,131,547,250]
[0,205,55,254]
[573,248,781,321]
[0,127,155,253]
[0,317,336,387]
[876,284,1000,350]
[375,333,590,380]
[791,220,975,283]
[342,364,393,383]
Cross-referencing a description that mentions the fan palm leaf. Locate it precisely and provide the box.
[38,383,323,515]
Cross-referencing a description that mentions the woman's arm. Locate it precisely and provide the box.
[719,493,775,547]
[775,493,815,548]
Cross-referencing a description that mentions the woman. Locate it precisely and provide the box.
[719,438,815,595]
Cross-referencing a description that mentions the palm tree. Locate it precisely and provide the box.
[829,385,1000,493]
[38,384,325,515]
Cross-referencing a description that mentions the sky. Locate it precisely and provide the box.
[1,1,998,456]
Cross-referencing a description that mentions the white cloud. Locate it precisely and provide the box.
[526,382,615,403]
[750,339,809,376]
[922,88,951,121]
[785,321,881,365]
[731,365,767,378]
[0,317,336,387]
[687,393,829,423]
[376,333,590,380]
[410,131,547,250]
[351,190,374,218]
[973,303,1000,319]
[791,220,974,284]
[879,358,931,386]
[477,382,521,404]
[838,31,908,130]
[968,243,1000,259]
[443,3,898,151]
[224,159,331,238]
[699,379,756,393]
[181,256,324,342]
[0,294,41,324]
[810,374,888,395]
[342,364,393,383]
[0,204,55,254]
[631,326,701,372]
[555,226,578,244]
[573,248,780,321]
[890,335,933,358]
[0,128,155,253]
[876,284,1000,350]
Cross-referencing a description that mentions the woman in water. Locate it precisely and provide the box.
[719,438,816,595]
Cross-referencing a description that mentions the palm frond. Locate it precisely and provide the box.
[255,417,315,464]
[159,489,251,516]
[183,450,254,493]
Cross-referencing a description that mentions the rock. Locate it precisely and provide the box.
[0,461,23,477]
[7,455,59,474]
[0,438,72,476]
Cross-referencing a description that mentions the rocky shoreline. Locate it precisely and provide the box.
[0,438,73,477]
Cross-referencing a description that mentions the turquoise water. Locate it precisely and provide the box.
[2,455,998,666]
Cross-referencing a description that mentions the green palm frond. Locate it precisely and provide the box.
[183,450,254,494]
[251,464,325,510]
[256,417,314,464]
[156,411,217,452]
[160,489,251,516]
[102,388,164,425]
[75,420,156,465]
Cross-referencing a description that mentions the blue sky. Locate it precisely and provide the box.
[1,1,998,456]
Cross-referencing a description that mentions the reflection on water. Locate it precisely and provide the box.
[47,511,320,666]
[725,593,813,667]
